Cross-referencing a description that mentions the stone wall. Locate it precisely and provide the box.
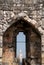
[0,0,44,65]
[2,19,41,65]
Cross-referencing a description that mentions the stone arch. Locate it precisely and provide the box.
[3,12,41,65]
[5,12,43,34]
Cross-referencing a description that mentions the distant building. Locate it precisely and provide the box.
[18,50,23,63]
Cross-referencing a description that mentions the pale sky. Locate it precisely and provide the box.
[16,32,26,58]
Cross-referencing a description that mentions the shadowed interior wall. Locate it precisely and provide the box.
[3,19,41,65]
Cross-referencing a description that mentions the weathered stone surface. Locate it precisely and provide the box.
[2,18,41,65]
[0,0,43,65]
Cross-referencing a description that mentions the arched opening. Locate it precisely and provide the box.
[16,32,26,59]
[3,18,41,65]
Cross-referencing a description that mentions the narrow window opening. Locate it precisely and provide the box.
[16,32,26,63]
